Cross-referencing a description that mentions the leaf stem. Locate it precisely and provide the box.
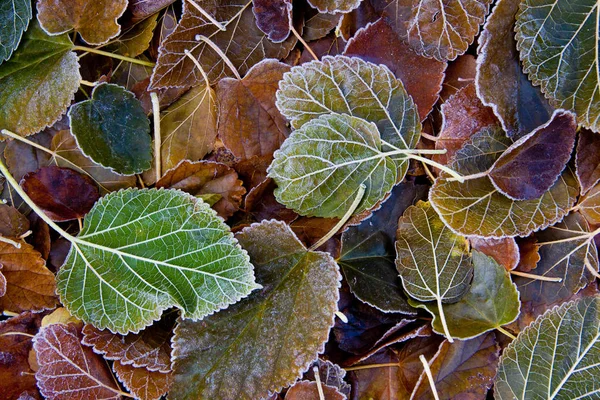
[150,93,162,181]
[184,49,211,90]
[309,184,366,251]
[185,0,227,30]
[313,366,325,400]
[79,79,96,87]
[0,236,21,248]
[345,362,400,371]
[0,332,35,338]
[335,310,348,323]
[496,326,516,340]
[436,296,454,343]
[584,256,600,279]
[419,354,440,400]
[420,132,439,142]
[405,154,464,182]
[0,158,76,243]
[289,23,318,61]
[509,270,562,282]
[72,46,156,67]
[194,35,241,80]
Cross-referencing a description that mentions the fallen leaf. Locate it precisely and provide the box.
[150,0,297,88]
[68,83,152,175]
[343,18,446,121]
[515,236,540,273]
[107,14,158,57]
[41,307,80,327]
[297,32,346,64]
[129,0,177,23]
[303,9,342,41]
[411,332,499,399]
[576,128,600,194]
[243,177,298,223]
[216,59,290,161]
[4,130,53,182]
[170,220,340,399]
[285,381,344,400]
[20,167,100,222]
[33,323,123,400]
[488,110,577,201]
[113,361,172,400]
[470,236,519,271]
[252,0,292,42]
[475,0,552,139]
[308,0,361,13]
[156,160,246,219]
[0,22,79,136]
[304,359,351,398]
[0,203,29,237]
[578,183,600,225]
[0,240,57,314]
[0,0,32,63]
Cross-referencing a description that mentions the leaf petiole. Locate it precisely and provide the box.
[496,326,516,340]
[0,235,21,248]
[436,296,454,343]
[419,354,440,400]
[194,35,241,80]
[72,46,156,67]
[313,366,325,400]
[404,153,464,182]
[150,92,162,181]
[509,270,562,282]
[185,0,227,31]
[289,23,318,61]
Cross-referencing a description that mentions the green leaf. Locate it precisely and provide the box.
[0,0,32,63]
[495,296,600,399]
[268,113,401,218]
[0,22,79,136]
[429,126,579,237]
[170,220,341,399]
[56,188,260,334]
[69,83,152,175]
[410,251,520,340]
[276,55,420,151]
[516,0,600,131]
[338,182,427,313]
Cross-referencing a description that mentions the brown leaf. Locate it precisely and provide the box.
[303,10,343,41]
[150,5,178,60]
[470,237,519,271]
[37,0,128,45]
[133,78,190,116]
[576,128,600,195]
[439,54,477,102]
[20,167,100,222]
[28,213,51,260]
[344,19,446,121]
[0,267,6,297]
[0,240,57,314]
[298,33,346,64]
[81,316,174,373]
[489,110,577,200]
[290,216,340,254]
[411,332,499,399]
[129,0,177,23]
[433,84,497,165]
[33,323,122,400]
[578,183,600,225]
[253,0,293,42]
[4,131,53,182]
[150,0,297,88]
[216,59,290,161]
[243,178,298,223]
[156,160,246,219]
[0,204,29,237]
[0,312,43,400]
[304,359,351,398]
[113,361,172,400]
[515,236,540,273]
[285,381,344,400]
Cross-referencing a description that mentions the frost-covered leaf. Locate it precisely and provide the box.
[216,59,290,161]
[488,110,577,200]
[516,0,600,131]
[150,0,297,88]
[160,83,217,171]
[129,0,177,23]
[113,361,172,400]
[470,236,519,271]
[305,359,351,398]
[33,323,122,400]
[343,19,446,121]
[576,128,600,195]
[252,0,292,42]
[515,213,599,306]
[411,251,520,340]
[475,0,552,139]
[156,160,245,219]
[0,240,57,314]
[579,183,600,225]
[0,0,32,63]
[276,55,420,151]
[339,182,427,313]
[303,10,342,41]
[50,130,136,194]
[429,126,579,237]
[396,201,472,305]
[268,113,402,218]
[0,22,79,137]
[68,83,152,175]
[21,166,100,222]
[56,188,260,334]
[170,220,341,400]
[37,0,127,45]
[411,332,499,399]
[495,296,600,399]
[307,0,361,14]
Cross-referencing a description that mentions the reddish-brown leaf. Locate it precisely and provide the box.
[28,213,51,260]
[303,10,343,41]
[33,323,122,400]
[298,33,346,64]
[81,314,175,373]
[216,60,290,161]
[0,204,29,237]
[253,0,293,42]
[0,312,43,400]
[470,237,519,270]
[113,361,172,400]
[576,128,600,195]
[344,19,446,121]
[284,381,344,400]
[155,160,246,219]
[20,167,100,222]
[515,236,541,273]
[0,267,6,297]
[243,178,298,223]
[0,240,57,314]
[129,0,177,23]
[4,131,53,182]
[489,110,577,200]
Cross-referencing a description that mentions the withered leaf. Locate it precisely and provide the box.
[129,0,177,23]
[297,32,346,64]
[156,160,246,219]
[489,110,577,201]
[515,236,540,273]
[4,130,52,182]
[36,0,127,45]
[285,381,344,400]
[578,183,600,225]
[252,0,292,42]
[151,0,297,88]
[576,128,600,195]
[107,14,158,58]
[304,359,351,398]
[308,0,361,13]
[303,10,342,41]
[0,240,57,314]
[470,236,519,271]
[343,19,446,121]
[411,332,499,399]
[113,361,172,400]
[0,203,29,237]
[170,220,341,399]
[33,323,122,400]
[216,59,290,161]
[20,167,100,222]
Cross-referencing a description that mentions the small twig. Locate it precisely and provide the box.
[313,366,325,400]
[289,23,318,61]
[510,270,562,282]
[419,354,440,400]
[150,92,162,181]
[195,35,241,80]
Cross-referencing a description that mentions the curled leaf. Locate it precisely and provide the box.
[252,0,292,42]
